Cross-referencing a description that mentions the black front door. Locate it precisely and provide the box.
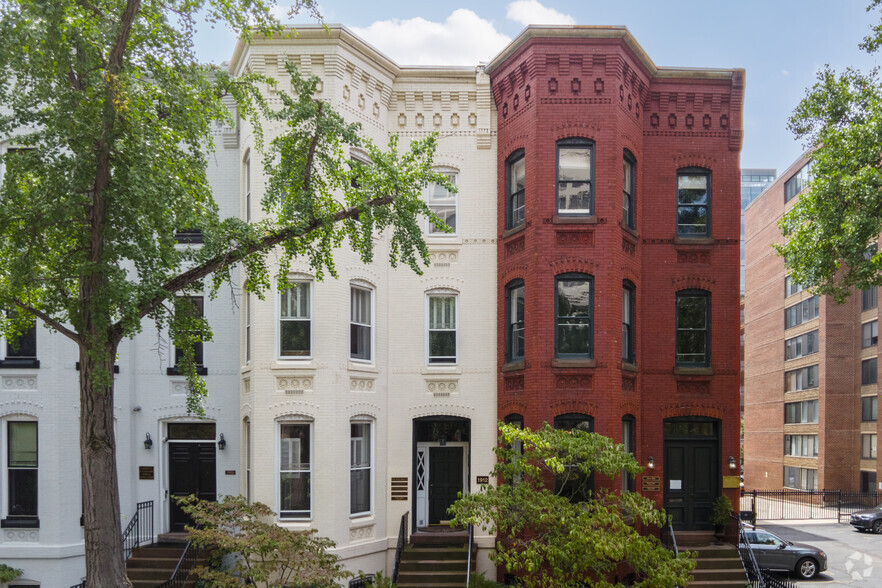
[429,447,462,524]
[169,442,216,531]
[664,440,717,530]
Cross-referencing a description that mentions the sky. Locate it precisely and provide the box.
[193,0,882,176]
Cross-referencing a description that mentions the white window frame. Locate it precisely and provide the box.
[350,284,374,363]
[277,419,313,520]
[426,291,458,365]
[244,418,252,504]
[244,152,251,222]
[349,419,373,517]
[2,416,38,524]
[244,290,252,364]
[277,281,313,360]
[424,170,458,236]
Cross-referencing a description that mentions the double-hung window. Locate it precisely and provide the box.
[507,150,525,229]
[350,421,372,516]
[623,151,635,229]
[4,421,38,526]
[676,291,710,366]
[555,274,593,358]
[622,281,635,364]
[554,414,594,501]
[676,168,711,236]
[506,280,524,363]
[350,286,372,362]
[556,139,593,216]
[279,422,311,519]
[863,321,878,348]
[863,396,878,422]
[169,296,205,375]
[863,287,878,311]
[428,294,457,364]
[863,358,877,385]
[280,283,311,357]
[244,291,252,364]
[1,311,38,368]
[862,434,878,459]
[425,172,457,234]
[622,416,635,492]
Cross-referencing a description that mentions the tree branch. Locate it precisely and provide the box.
[13,300,81,343]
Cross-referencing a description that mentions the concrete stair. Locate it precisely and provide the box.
[688,544,749,587]
[396,544,476,587]
[125,542,209,588]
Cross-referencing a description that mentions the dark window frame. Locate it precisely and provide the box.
[554,273,593,359]
[784,161,812,203]
[675,289,710,367]
[622,280,635,364]
[785,365,818,392]
[1,311,39,369]
[623,150,636,229]
[784,330,819,361]
[167,296,207,376]
[505,280,525,363]
[863,320,879,349]
[555,138,594,216]
[863,287,878,311]
[2,420,39,528]
[506,149,525,229]
[621,415,636,492]
[863,357,878,386]
[784,296,819,329]
[862,396,878,422]
[553,413,594,501]
[676,167,711,237]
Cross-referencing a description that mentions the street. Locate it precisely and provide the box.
[755,521,882,585]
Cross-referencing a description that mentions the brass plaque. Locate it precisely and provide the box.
[139,466,154,480]
[642,475,660,492]
[391,477,408,501]
[225,470,236,476]
[723,476,740,489]
[476,475,489,484]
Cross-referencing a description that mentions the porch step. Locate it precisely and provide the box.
[689,545,748,587]
[126,542,210,587]
[396,544,475,588]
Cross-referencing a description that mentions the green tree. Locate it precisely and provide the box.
[776,2,882,301]
[0,1,449,584]
[449,424,696,588]
[178,496,348,587]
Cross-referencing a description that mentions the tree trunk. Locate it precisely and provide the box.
[80,341,131,587]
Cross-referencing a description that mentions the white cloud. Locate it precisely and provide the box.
[351,9,511,66]
[781,69,790,76]
[506,0,576,26]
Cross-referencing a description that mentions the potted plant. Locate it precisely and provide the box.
[711,495,733,544]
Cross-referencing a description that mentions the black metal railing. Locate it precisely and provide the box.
[391,510,409,585]
[466,522,475,586]
[122,500,154,560]
[69,583,85,588]
[660,517,679,557]
[736,515,800,588]
[158,533,201,588]
[741,489,882,522]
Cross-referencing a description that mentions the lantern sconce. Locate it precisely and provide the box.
[729,456,737,470]
[647,456,655,469]
[143,433,153,450]
[217,434,226,451]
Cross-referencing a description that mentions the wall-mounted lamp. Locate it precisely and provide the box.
[647,456,655,469]
[729,456,737,470]
[144,433,153,450]
[217,434,226,451]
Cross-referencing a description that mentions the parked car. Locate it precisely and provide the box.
[741,528,827,579]
[850,504,882,533]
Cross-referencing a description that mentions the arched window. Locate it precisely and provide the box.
[350,418,373,516]
[278,419,312,519]
[506,280,525,362]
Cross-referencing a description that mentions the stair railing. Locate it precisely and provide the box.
[660,516,678,557]
[736,516,766,588]
[465,522,475,586]
[157,526,201,588]
[121,500,154,560]
[391,510,409,585]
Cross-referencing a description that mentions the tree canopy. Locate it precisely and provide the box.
[449,424,696,588]
[776,1,882,302]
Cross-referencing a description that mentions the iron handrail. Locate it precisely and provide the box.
[157,531,201,588]
[466,522,475,586]
[660,516,679,557]
[121,500,154,560]
[391,510,409,585]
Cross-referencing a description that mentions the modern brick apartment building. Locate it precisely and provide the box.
[744,153,880,493]
[486,27,744,531]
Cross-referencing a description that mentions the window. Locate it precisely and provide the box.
[862,396,877,422]
[244,418,252,504]
[676,168,711,236]
[168,296,205,375]
[785,365,818,392]
[554,414,594,501]
[506,280,524,363]
[280,283,311,357]
[350,286,372,362]
[504,414,524,485]
[785,276,805,297]
[622,416,635,492]
[863,358,878,386]
[783,466,817,491]
[245,154,251,222]
[676,290,710,366]
[863,287,878,311]
[862,434,877,459]
[784,330,818,360]
[556,139,593,215]
[1,311,38,368]
[784,434,818,457]
[784,296,819,329]
[861,471,877,493]
[622,281,635,364]
[350,421,372,515]
[507,150,525,229]
[4,421,37,526]
[279,422,311,519]
[784,161,812,203]
[784,400,818,424]
[425,172,457,234]
[427,294,456,364]
[623,151,635,229]
[863,321,878,348]
[245,291,252,364]
[555,274,593,358]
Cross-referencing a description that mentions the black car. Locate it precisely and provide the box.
[850,503,882,533]
[742,528,827,579]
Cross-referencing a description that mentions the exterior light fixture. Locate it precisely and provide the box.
[143,433,153,450]
[217,434,226,451]
[647,456,654,469]
[729,456,737,470]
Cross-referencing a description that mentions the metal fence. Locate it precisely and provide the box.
[741,489,882,522]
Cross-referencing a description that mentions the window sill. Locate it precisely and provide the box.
[552,214,596,225]
[76,361,119,373]
[501,360,525,372]
[348,361,378,373]
[166,366,208,376]
[277,518,313,529]
[621,224,639,239]
[349,513,375,523]
[620,362,638,373]
[271,360,315,370]
[427,235,462,246]
[673,236,713,245]
[422,365,461,375]
[551,358,596,368]
[1,516,39,529]
[502,224,526,239]
[673,366,714,376]
[0,358,40,369]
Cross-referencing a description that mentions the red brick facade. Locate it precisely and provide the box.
[487,28,743,522]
